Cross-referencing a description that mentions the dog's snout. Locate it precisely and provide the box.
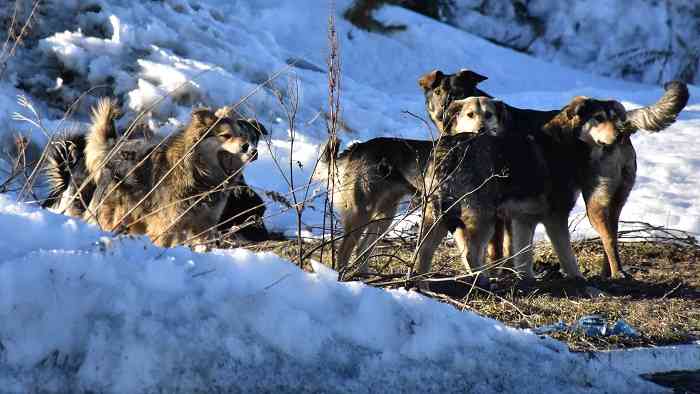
[249,148,258,161]
[241,143,250,153]
[591,123,618,146]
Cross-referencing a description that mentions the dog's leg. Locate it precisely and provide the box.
[83,169,112,227]
[414,204,449,274]
[487,217,513,276]
[510,217,538,279]
[353,195,402,273]
[587,183,633,279]
[336,207,370,272]
[584,142,636,279]
[584,178,632,279]
[542,214,583,279]
[487,219,504,262]
[354,217,393,274]
[453,211,494,286]
[586,199,623,278]
[503,219,512,260]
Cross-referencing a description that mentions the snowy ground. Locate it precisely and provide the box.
[0,0,698,392]
[0,196,669,393]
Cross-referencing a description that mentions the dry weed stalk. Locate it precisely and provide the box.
[323,0,342,269]
[0,0,41,80]
[264,74,310,266]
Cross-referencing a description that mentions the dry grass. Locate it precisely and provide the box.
[251,235,700,352]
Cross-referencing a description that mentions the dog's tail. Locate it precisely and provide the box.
[42,134,86,209]
[85,97,121,179]
[626,81,689,132]
[44,140,71,208]
[312,136,342,183]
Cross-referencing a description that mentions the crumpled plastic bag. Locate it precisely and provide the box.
[532,314,639,338]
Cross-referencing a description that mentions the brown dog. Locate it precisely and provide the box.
[83,98,267,250]
[543,97,634,278]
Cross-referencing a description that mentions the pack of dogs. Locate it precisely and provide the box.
[315,69,689,285]
[34,68,689,286]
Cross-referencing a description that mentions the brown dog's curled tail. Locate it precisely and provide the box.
[85,97,121,179]
[625,81,689,132]
[312,136,341,183]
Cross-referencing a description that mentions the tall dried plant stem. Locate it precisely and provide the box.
[323,0,341,269]
[0,0,41,80]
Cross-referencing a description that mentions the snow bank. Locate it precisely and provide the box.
[0,198,662,393]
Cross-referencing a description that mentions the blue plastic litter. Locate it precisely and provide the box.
[532,320,568,335]
[532,315,639,338]
[610,319,640,337]
[573,315,608,337]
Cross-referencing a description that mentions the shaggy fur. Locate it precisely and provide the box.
[83,98,267,250]
[43,132,270,244]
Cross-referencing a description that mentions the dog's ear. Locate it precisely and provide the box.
[191,108,217,127]
[455,69,488,84]
[493,100,510,128]
[215,106,235,118]
[565,96,592,120]
[237,118,268,136]
[610,100,627,121]
[418,70,444,91]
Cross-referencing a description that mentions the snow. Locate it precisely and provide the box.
[0,196,663,392]
[0,0,698,392]
[447,0,700,85]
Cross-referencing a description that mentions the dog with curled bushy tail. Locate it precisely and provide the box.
[84,98,267,250]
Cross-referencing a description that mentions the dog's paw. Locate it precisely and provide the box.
[192,244,210,253]
[610,270,632,280]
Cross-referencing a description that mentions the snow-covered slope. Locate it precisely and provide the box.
[0,0,697,392]
[446,0,700,85]
[0,195,663,392]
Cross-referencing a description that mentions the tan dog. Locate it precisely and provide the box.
[444,97,510,137]
[84,98,266,250]
[543,97,635,278]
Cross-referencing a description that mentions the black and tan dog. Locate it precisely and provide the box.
[76,98,267,250]
[540,96,650,278]
[315,97,547,281]
[421,70,689,278]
